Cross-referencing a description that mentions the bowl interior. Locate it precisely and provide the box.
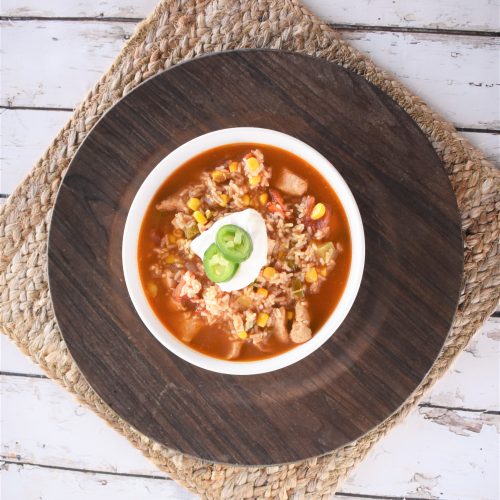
[122,127,365,375]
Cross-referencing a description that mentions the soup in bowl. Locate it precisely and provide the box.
[123,128,364,374]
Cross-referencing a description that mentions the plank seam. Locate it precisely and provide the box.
[0,16,144,23]
[334,492,449,500]
[1,458,170,481]
[333,24,500,37]
[0,16,499,37]
[419,403,500,414]
[456,127,500,135]
[0,370,49,379]
[0,105,74,112]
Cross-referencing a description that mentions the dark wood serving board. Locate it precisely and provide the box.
[48,50,463,465]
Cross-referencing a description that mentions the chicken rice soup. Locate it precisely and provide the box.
[138,144,351,361]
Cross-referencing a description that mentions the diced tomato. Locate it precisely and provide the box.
[303,195,315,219]
[267,202,285,216]
[267,188,288,217]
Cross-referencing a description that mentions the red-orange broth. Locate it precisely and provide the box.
[138,144,351,361]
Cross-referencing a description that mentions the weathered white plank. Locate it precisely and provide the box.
[344,32,499,131]
[0,335,45,376]
[341,407,500,499]
[0,0,157,19]
[0,20,135,109]
[462,131,500,166]
[1,21,499,131]
[1,375,162,476]
[303,0,500,32]
[0,108,72,194]
[1,0,499,32]
[425,318,500,411]
[0,462,193,500]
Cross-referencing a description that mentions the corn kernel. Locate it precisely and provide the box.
[257,312,269,328]
[286,310,294,321]
[256,287,269,298]
[165,254,176,264]
[205,209,213,220]
[245,157,260,172]
[147,281,158,298]
[318,266,327,277]
[193,210,207,225]
[168,234,177,244]
[187,197,201,211]
[305,267,318,283]
[238,331,248,340]
[229,161,239,172]
[262,267,276,279]
[219,194,229,207]
[242,194,251,206]
[311,202,326,220]
[249,175,261,187]
[259,192,269,205]
[211,170,226,183]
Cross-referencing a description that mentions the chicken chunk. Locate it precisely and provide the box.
[290,322,312,344]
[295,300,310,323]
[179,314,203,342]
[274,168,308,196]
[271,307,289,343]
[290,301,312,343]
[226,341,243,360]
[156,194,185,212]
[156,183,205,212]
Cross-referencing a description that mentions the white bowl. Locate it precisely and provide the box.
[122,127,365,375]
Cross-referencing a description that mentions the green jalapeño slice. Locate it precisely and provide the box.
[215,224,253,263]
[203,243,238,283]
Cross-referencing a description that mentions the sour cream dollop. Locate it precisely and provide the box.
[190,209,268,292]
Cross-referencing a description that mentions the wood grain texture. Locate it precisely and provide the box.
[49,51,462,464]
[47,50,464,465]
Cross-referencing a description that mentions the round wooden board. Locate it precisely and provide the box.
[48,50,463,465]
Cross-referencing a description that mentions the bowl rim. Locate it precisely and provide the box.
[122,127,365,375]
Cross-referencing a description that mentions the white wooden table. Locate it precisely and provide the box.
[1,1,499,498]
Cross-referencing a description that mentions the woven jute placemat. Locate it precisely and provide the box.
[1,0,499,497]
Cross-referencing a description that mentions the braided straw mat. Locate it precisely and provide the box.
[1,0,499,497]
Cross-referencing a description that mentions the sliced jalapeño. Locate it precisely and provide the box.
[215,224,253,263]
[203,243,238,283]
